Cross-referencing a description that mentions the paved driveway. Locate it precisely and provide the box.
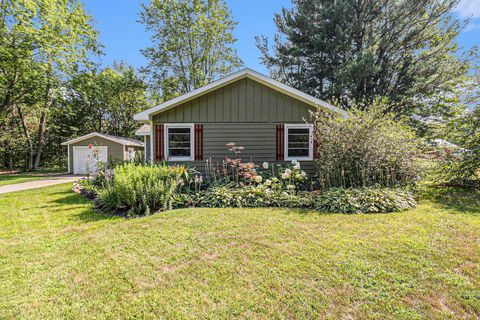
[0,175,80,195]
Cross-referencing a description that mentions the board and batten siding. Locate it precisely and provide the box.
[68,137,124,172]
[152,78,316,123]
[152,77,318,173]
[164,123,316,174]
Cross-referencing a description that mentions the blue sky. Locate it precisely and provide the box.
[85,0,480,74]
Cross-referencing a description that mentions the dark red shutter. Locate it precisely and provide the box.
[194,124,203,161]
[155,124,165,161]
[276,124,285,161]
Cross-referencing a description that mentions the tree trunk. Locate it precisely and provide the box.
[33,78,53,170]
[33,111,47,170]
[16,105,35,170]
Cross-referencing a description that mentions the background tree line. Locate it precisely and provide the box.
[0,0,478,175]
[0,0,241,170]
[256,0,478,185]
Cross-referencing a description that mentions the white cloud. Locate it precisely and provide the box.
[455,0,480,19]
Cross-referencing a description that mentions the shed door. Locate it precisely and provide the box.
[73,146,108,175]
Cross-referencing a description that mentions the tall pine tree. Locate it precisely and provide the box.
[256,0,474,116]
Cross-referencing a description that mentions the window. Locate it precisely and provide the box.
[165,124,194,161]
[284,124,313,161]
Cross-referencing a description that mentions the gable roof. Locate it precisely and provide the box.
[134,68,346,121]
[61,132,144,147]
[135,124,151,136]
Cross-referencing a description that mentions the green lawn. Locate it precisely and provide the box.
[0,184,479,319]
[0,173,44,186]
[0,169,66,186]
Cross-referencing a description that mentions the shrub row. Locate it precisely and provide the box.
[170,184,416,214]
[193,185,313,209]
[84,163,416,217]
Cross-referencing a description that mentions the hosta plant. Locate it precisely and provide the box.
[314,188,416,213]
[198,184,313,209]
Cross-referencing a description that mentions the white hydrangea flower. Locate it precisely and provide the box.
[287,184,295,190]
[281,173,290,180]
[285,169,292,175]
[294,163,301,170]
[301,171,307,177]
[254,176,263,183]
[291,160,299,165]
[265,179,272,186]
[262,162,269,169]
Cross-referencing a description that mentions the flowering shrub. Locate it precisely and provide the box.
[256,160,309,191]
[89,161,115,189]
[205,157,259,185]
[312,103,421,188]
[205,143,309,190]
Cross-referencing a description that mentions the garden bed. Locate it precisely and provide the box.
[76,160,416,217]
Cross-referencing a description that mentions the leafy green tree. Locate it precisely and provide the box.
[0,0,99,169]
[98,63,150,137]
[455,106,480,185]
[257,0,473,117]
[57,62,149,139]
[140,0,243,100]
[0,1,38,116]
[441,75,480,186]
[33,62,149,169]
[413,72,480,139]
[0,111,27,170]
[0,0,42,168]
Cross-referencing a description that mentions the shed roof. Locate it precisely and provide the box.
[61,132,144,147]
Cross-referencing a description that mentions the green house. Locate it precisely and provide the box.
[134,68,345,173]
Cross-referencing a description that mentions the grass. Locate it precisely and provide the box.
[0,173,44,186]
[0,169,66,186]
[0,184,479,319]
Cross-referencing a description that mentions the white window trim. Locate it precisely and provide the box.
[164,123,195,161]
[284,123,313,161]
